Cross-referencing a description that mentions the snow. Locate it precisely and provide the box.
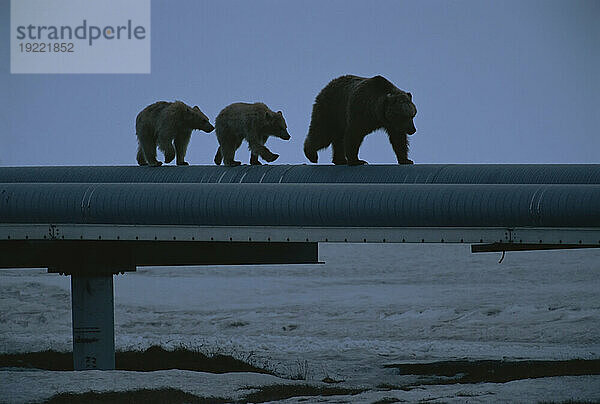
[1,244,600,402]
[0,369,293,403]
[1,371,599,404]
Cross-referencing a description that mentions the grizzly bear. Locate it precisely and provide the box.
[136,101,214,166]
[213,102,291,166]
[303,75,417,165]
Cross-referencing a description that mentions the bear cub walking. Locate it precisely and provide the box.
[214,102,291,166]
[136,101,214,166]
[304,75,417,165]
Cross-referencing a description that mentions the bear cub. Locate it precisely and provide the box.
[304,75,417,165]
[136,101,214,166]
[214,102,291,166]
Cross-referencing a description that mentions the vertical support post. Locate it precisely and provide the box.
[71,274,115,370]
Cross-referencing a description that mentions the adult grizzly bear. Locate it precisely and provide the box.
[136,101,214,166]
[303,75,417,165]
[214,102,291,166]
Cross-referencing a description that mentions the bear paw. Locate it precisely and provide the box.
[148,160,163,167]
[225,160,242,167]
[304,149,318,163]
[398,159,414,165]
[264,153,279,163]
[177,161,190,166]
[347,159,368,166]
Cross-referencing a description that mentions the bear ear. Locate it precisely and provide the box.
[406,92,412,100]
[193,106,200,111]
[277,110,283,116]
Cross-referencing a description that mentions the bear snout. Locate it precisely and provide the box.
[280,130,291,140]
[204,123,215,133]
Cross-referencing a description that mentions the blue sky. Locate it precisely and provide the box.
[1,0,598,166]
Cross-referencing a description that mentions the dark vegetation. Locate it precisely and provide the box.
[45,388,228,404]
[0,345,272,374]
[4,351,599,403]
[242,384,364,402]
[384,359,600,384]
[371,398,402,404]
[538,401,600,404]
[43,385,364,404]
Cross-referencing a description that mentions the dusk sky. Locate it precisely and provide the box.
[1,0,598,166]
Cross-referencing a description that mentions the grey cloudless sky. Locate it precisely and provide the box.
[0,0,598,166]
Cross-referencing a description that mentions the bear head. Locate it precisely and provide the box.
[384,92,417,135]
[265,110,291,140]
[173,101,214,133]
[188,105,215,133]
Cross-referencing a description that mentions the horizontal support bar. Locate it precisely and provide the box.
[1,224,599,245]
[0,240,319,271]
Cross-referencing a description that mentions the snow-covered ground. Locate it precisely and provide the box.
[1,244,600,402]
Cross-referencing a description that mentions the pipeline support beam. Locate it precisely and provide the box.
[71,274,115,370]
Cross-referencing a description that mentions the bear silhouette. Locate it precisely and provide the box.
[136,101,214,166]
[214,102,290,166]
[304,75,417,165]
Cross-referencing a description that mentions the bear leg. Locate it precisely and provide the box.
[250,153,262,165]
[249,142,279,163]
[331,138,347,165]
[157,130,176,164]
[221,146,241,166]
[303,142,318,163]
[163,143,176,164]
[303,128,332,164]
[345,130,368,165]
[138,135,162,167]
[214,147,223,165]
[174,132,191,166]
[157,141,174,164]
[387,133,413,164]
[215,130,243,166]
[136,143,148,166]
